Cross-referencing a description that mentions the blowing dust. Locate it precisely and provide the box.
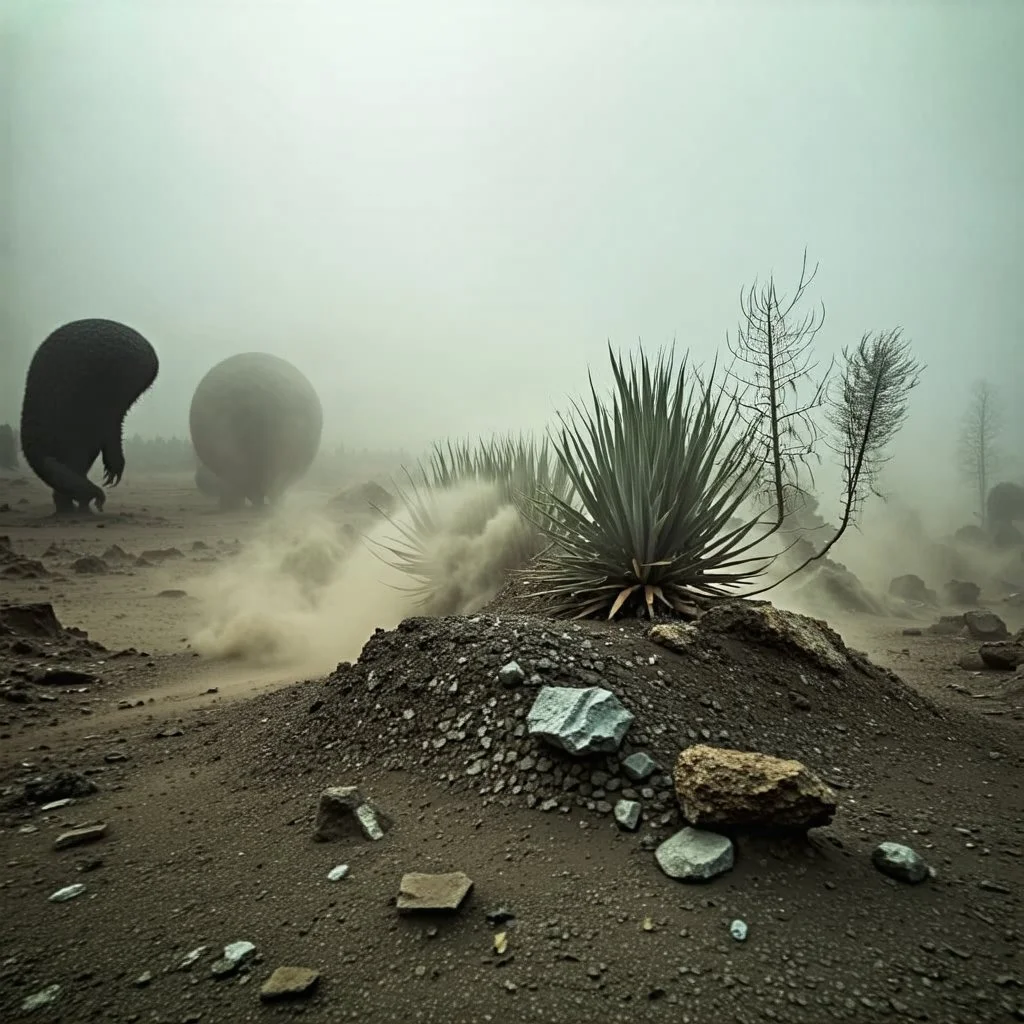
[766,490,1024,626]
[187,480,529,676]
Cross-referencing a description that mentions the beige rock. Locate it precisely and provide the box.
[396,871,473,913]
[696,601,848,673]
[674,744,837,832]
[648,622,699,654]
[53,823,108,851]
[259,966,320,1001]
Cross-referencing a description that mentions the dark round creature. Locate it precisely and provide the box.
[189,352,323,509]
[20,319,159,514]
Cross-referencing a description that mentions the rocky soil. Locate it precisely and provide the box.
[0,472,1022,1023]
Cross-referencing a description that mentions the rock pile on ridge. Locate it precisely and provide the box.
[243,601,942,840]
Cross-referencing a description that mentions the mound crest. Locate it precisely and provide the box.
[249,602,939,831]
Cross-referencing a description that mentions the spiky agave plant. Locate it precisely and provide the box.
[372,432,574,612]
[520,345,776,619]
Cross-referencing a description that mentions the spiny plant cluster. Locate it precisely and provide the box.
[376,252,924,620]
[373,434,573,612]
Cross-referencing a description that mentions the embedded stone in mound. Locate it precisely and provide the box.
[648,622,699,653]
[313,786,390,842]
[526,686,634,755]
[614,799,642,831]
[696,601,849,673]
[673,744,837,832]
[978,641,1024,671]
[655,827,734,882]
[396,871,473,913]
[963,610,1009,641]
[498,660,526,687]
[620,751,658,782]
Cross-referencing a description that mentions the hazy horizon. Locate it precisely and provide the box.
[2,0,1022,524]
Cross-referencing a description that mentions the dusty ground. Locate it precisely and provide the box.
[0,470,1022,1023]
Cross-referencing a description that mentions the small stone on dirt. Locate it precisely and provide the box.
[871,842,931,884]
[211,940,256,977]
[655,827,735,882]
[613,799,642,831]
[327,864,350,882]
[48,883,87,902]
[21,984,61,1012]
[53,823,108,850]
[621,751,657,782]
[526,686,634,755]
[396,871,474,913]
[177,946,208,970]
[314,786,391,841]
[260,966,320,1001]
[730,919,749,941]
[498,660,526,686]
[36,667,98,687]
[674,744,837,832]
[25,772,97,805]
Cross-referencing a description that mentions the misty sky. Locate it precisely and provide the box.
[2,0,1022,512]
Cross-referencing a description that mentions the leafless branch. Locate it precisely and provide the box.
[744,328,924,594]
[724,248,833,522]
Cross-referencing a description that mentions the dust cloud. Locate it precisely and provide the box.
[187,481,533,676]
[766,490,1024,628]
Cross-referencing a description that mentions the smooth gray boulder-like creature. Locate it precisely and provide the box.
[19,319,159,514]
[189,352,323,510]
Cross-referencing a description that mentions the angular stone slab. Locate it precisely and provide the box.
[260,966,321,1001]
[655,827,734,882]
[527,686,634,756]
[396,871,473,913]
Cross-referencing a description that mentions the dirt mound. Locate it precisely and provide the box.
[0,602,113,729]
[0,536,49,580]
[237,602,940,827]
[328,480,396,516]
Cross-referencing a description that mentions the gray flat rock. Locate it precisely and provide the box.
[655,827,734,882]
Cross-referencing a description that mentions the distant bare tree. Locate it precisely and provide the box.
[958,380,1002,526]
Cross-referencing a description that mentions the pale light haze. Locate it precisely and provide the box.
[2,0,1022,515]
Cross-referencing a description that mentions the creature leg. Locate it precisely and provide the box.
[101,431,126,487]
[52,490,75,516]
